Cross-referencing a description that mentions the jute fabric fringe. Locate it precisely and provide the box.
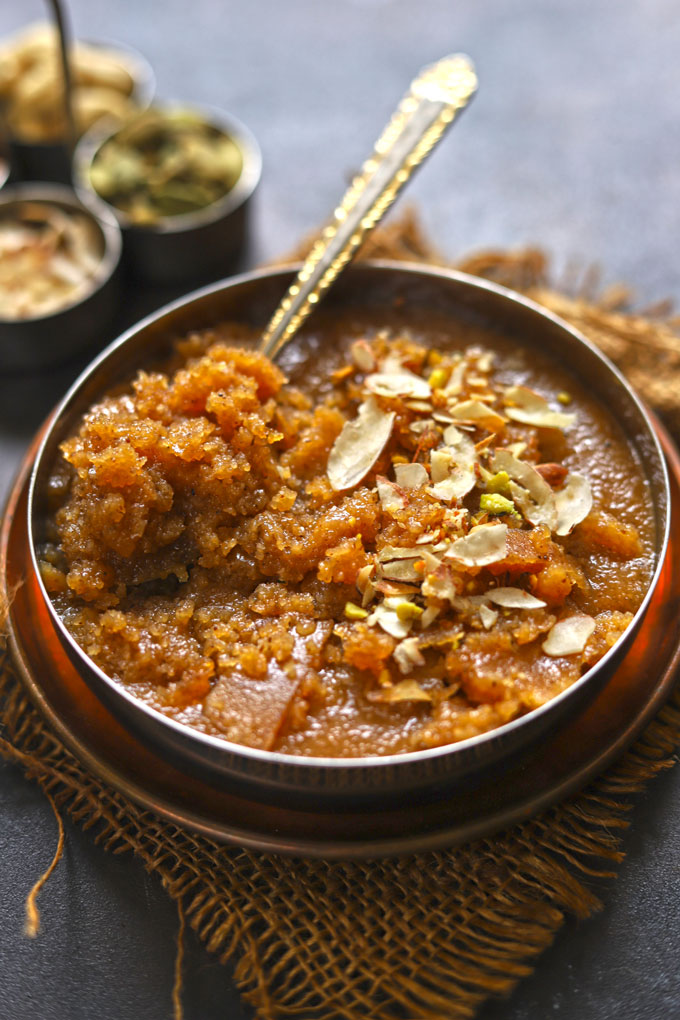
[2,211,680,1020]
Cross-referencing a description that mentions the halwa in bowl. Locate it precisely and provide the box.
[28,263,669,803]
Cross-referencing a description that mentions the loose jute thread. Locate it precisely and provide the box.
[173,897,187,1020]
[23,787,65,938]
[2,211,680,1020]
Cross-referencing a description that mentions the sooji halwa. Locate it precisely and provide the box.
[40,311,655,757]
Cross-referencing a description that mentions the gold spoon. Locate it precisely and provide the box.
[259,53,477,361]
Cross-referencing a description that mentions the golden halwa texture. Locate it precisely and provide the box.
[42,319,653,757]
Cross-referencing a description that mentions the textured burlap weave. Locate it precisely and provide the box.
[2,211,680,1020]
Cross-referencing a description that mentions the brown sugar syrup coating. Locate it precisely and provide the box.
[40,307,655,757]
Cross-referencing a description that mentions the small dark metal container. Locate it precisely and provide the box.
[27,263,670,808]
[7,39,155,185]
[73,104,262,285]
[0,183,122,372]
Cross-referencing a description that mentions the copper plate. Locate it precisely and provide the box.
[3,419,680,859]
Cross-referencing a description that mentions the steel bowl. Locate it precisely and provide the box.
[27,262,670,808]
[0,183,122,372]
[72,103,262,286]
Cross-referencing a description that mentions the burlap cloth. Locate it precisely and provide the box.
[2,211,680,1020]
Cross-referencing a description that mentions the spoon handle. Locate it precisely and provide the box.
[259,53,477,361]
[46,0,77,153]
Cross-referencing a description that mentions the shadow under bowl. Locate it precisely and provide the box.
[27,262,670,808]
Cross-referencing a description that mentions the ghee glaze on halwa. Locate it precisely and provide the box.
[40,309,655,757]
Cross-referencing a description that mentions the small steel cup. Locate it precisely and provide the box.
[73,103,262,286]
[7,38,155,185]
[0,183,122,372]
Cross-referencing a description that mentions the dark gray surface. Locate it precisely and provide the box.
[1,1,679,1018]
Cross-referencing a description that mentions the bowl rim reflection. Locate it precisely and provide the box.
[26,260,671,776]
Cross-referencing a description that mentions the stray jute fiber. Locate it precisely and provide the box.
[2,211,680,1020]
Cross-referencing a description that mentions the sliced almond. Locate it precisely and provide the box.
[410,418,435,434]
[421,605,441,628]
[365,370,431,400]
[373,579,419,596]
[555,473,593,535]
[356,563,374,593]
[393,638,426,675]
[394,462,428,489]
[419,550,443,574]
[380,559,422,582]
[432,410,457,424]
[503,385,576,430]
[368,679,431,702]
[428,430,478,502]
[443,507,468,534]
[479,603,499,629]
[416,531,439,544]
[486,587,547,609]
[442,423,465,445]
[446,522,508,567]
[327,397,395,491]
[428,474,476,503]
[378,544,424,562]
[449,399,507,432]
[476,351,494,373]
[376,475,406,514]
[506,441,527,459]
[367,603,411,639]
[421,565,461,603]
[492,449,557,529]
[443,359,466,397]
[350,339,376,372]
[430,447,455,483]
[542,615,595,656]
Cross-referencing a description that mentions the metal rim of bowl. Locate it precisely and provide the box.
[0,137,10,191]
[72,101,262,236]
[26,260,671,780]
[0,182,122,325]
[3,34,156,150]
